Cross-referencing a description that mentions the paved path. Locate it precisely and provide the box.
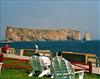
[92,66,100,75]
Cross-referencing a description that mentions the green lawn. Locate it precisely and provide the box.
[0,68,100,79]
[0,68,50,79]
[1,58,100,79]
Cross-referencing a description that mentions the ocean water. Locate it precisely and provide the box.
[0,40,100,57]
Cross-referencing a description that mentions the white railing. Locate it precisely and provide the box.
[96,57,100,67]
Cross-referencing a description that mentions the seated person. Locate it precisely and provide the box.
[38,51,63,78]
[33,44,40,56]
[29,44,51,77]
[28,55,51,77]
[38,51,62,78]
[2,44,9,54]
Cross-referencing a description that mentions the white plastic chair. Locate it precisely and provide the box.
[29,55,45,76]
[52,56,84,79]
[0,62,3,74]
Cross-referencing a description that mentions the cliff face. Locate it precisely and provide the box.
[6,26,81,41]
[83,32,91,41]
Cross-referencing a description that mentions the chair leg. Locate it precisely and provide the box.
[38,69,50,77]
[28,72,33,77]
[78,71,84,79]
[28,70,35,77]
[0,63,3,75]
[51,74,54,78]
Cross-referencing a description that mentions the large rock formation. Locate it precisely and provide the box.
[83,32,91,41]
[5,26,81,41]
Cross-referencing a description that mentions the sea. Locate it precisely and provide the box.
[0,40,100,57]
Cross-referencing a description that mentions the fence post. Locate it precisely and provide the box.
[88,61,92,75]
[20,49,24,56]
[0,53,4,74]
[96,57,100,67]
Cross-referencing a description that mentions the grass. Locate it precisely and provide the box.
[0,68,100,79]
[0,68,50,79]
[1,58,100,79]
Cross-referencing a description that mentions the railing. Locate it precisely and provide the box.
[96,57,100,67]
[87,56,96,67]
[87,56,100,67]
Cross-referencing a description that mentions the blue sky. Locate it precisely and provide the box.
[0,0,100,40]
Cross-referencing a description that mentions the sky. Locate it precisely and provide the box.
[0,0,100,40]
